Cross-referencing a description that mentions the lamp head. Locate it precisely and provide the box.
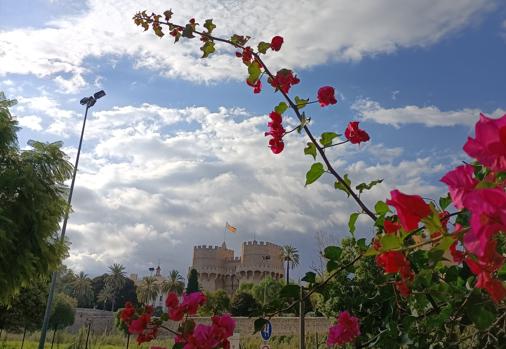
[80,97,90,105]
[94,90,106,99]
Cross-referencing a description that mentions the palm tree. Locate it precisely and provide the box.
[137,276,160,305]
[106,263,126,311]
[161,270,185,295]
[280,245,300,284]
[71,272,94,307]
[97,283,114,310]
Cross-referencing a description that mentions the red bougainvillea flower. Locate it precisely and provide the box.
[240,47,253,64]
[165,292,179,309]
[265,111,285,154]
[168,307,184,321]
[128,313,151,334]
[268,137,285,154]
[383,219,401,235]
[344,121,370,144]
[270,36,284,51]
[246,78,262,93]
[317,86,337,107]
[120,302,135,322]
[449,241,465,264]
[211,314,236,341]
[462,188,506,257]
[463,113,506,171]
[386,190,431,231]
[268,69,300,94]
[395,280,411,297]
[440,164,478,209]
[327,311,360,346]
[376,251,411,275]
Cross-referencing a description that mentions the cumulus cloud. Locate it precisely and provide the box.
[54,101,450,276]
[0,0,495,88]
[352,99,506,128]
[16,115,43,131]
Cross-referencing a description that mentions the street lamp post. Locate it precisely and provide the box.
[38,90,106,349]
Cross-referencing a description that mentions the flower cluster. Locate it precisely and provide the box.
[264,111,285,154]
[344,121,370,145]
[118,292,235,348]
[327,311,361,346]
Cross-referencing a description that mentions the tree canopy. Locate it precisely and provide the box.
[0,92,72,303]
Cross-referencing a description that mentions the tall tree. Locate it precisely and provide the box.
[280,245,300,284]
[0,92,72,303]
[71,272,94,307]
[106,263,126,311]
[136,276,160,305]
[186,269,200,294]
[161,270,185,295]
[97,283,115,310]
[115,278,138,309]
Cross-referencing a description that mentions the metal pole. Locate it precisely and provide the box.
[38,103,91,349]
[299,285,305,349]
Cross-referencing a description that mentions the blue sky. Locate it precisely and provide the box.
[1,0,505,279]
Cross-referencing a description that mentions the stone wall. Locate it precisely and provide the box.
[68,309,333,338]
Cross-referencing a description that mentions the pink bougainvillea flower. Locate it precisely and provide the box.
[386,190,431,231]
[327,311,360,346]
[270,36,284,51]
[463,113,506,171]
[181,292,207,315]
[211,314,236,341]
[344,121,370,144]
[440,164,478,209]
[462,188,506,257]
[317,86,337,107]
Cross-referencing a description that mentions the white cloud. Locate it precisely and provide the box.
[0,0,495,86]
[352,99,506,128]
[54,73,87,94]
[56,101,450,275]
[16,114,43,131]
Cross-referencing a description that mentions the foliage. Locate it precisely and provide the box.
[49,293,76,331]
[0,92,72,302]
[198,289,230,315]
[136,276,159,305]
[71,272,94,308]
[280,245,300,284]
[161,270,185,295]
[185,268,200,294]
[106,264,127,311]
[250,277,285,313]
[230,292,261,317]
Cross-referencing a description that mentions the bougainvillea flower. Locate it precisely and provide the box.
[268,69,300,94]
[376,251,411,274]
[120,303,135,322]
[211,314,236,341]
[344,121,370,144]
[449,241,465,264]
[181,292,207,315]
[128,313,150,334]
[463,113,506,171]
[165,292,179,309]
[270,36,284,51]
[268,137,285,154]
[241,46,253,64]
[386,190,431,231]
[462,188,506,257]
[440,164,478,209]
[327,311,360,346]
[168,307,184,321]
[317,86,337,107]
[395,280,411,297]
[383,219,401,234]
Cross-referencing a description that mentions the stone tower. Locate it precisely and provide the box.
[191,240,284,294]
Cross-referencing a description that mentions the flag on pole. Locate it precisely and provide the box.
[226,222,237,233]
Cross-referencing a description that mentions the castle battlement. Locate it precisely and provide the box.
[191,240,284,294]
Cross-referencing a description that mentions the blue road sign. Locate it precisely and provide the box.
[260,321,272,341]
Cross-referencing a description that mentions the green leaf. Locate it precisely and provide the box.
[253,318,269,333]
[439,194,452,210]
[323,246,342,260]
[230,34,250,46]
[498,263,506,280]
[348,212,360,235]
[355,179,383,194]
[274,102,288,114]
[334,174,351,197]
[172,343,184,349]
[200,41,215,58]
[247,61,262,84]
[357,238,367,251]
[304,142,317,160]
[380,235,402,251]
[364,247,380,256]
[257,41,270,54]
[305,163,325,186]
[320,132,338,147]
[433,236,455,252]
[203,19,216,33]
[301,272,316,284]
[375,201,389,215]
[280,285,300,298]
[294,96,309,109]
[153,25,164,38]
[466,302,496,330]
[326,260,339,272]
[182,24,195,38]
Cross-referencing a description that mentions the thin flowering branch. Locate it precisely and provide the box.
[323,139,349,148]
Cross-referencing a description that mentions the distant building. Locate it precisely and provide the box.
[191,240,284,294]
[129,265,168,310]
